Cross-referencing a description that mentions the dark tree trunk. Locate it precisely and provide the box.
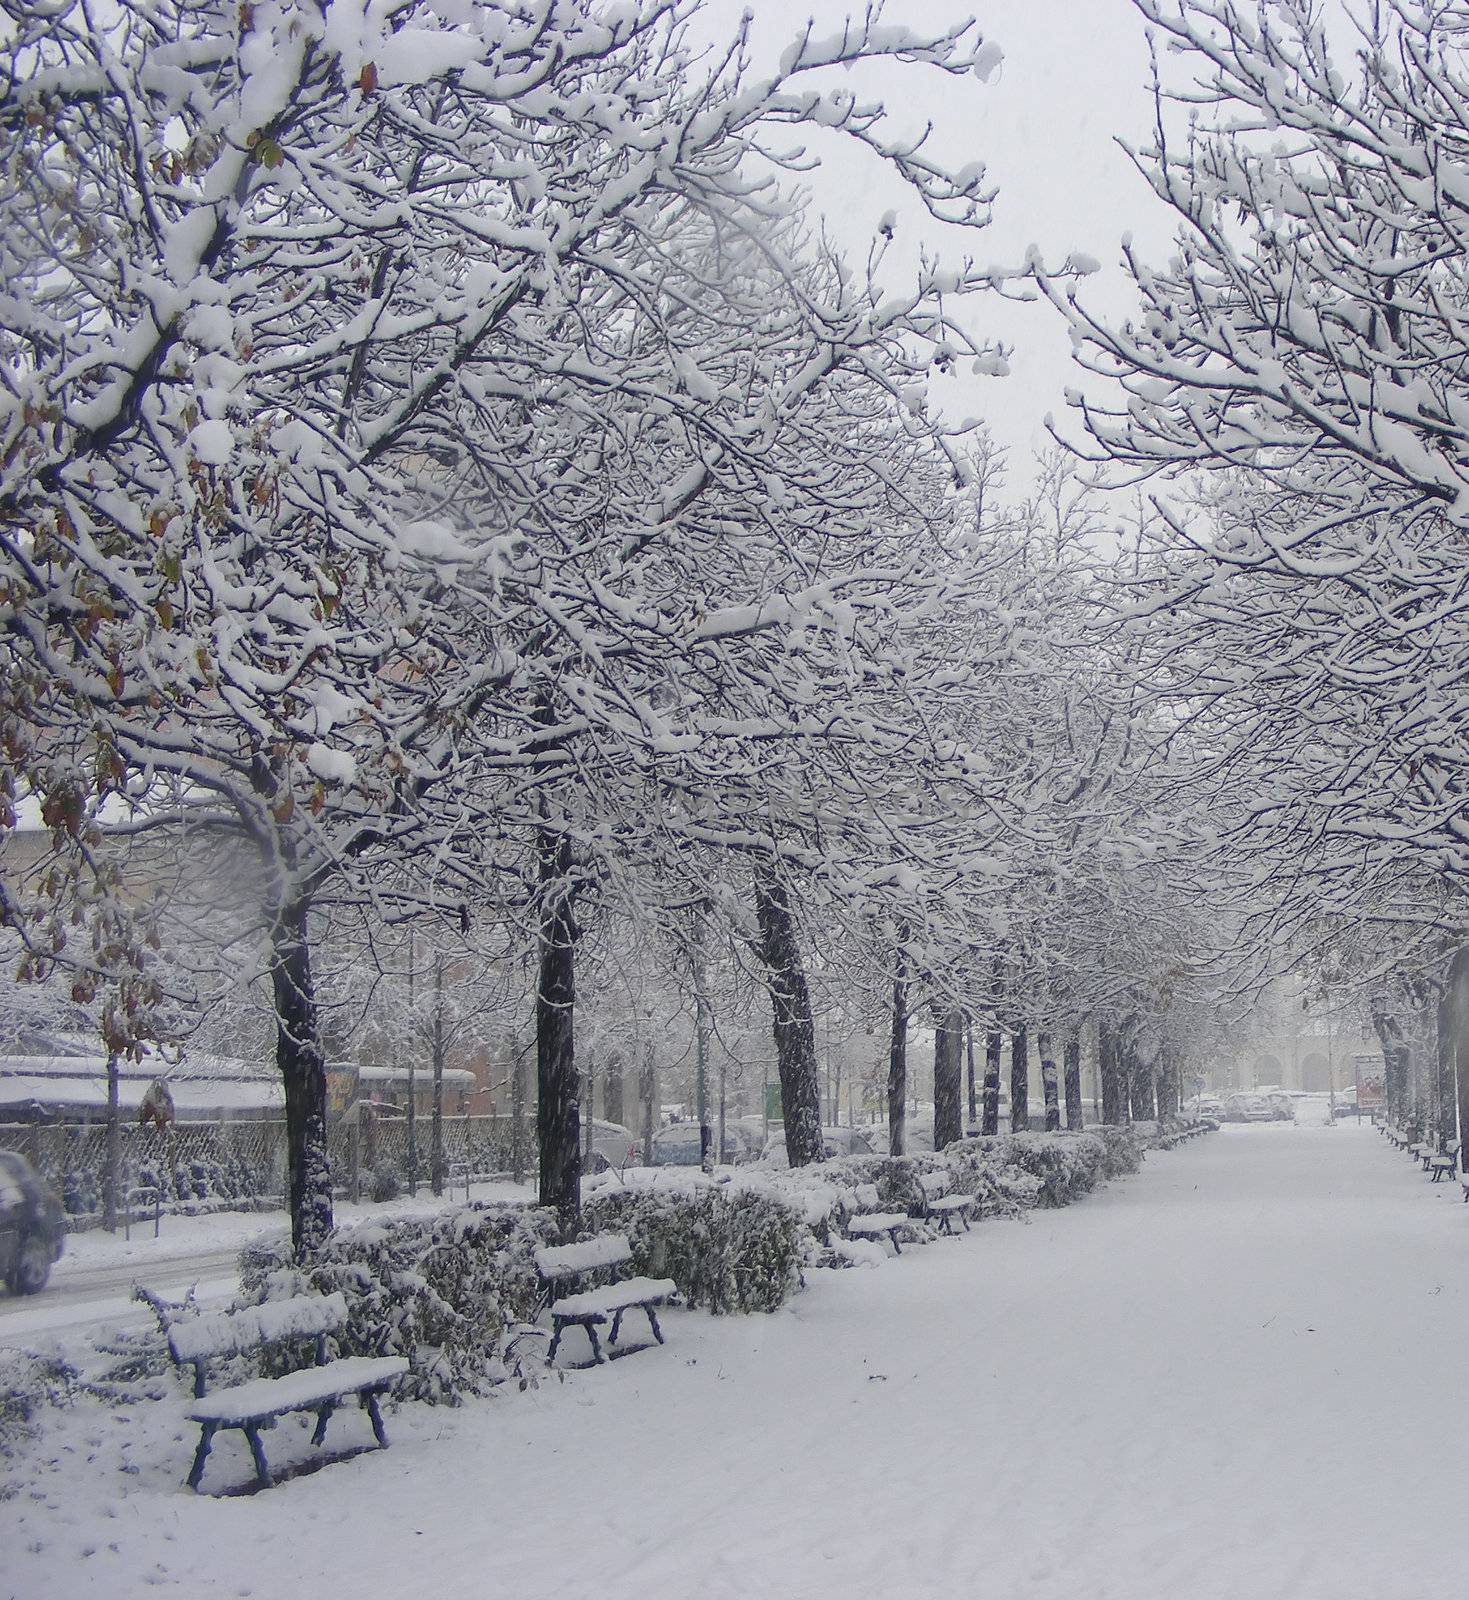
[603,1051,624,1128]
[694,929,712,1169]
[1009,1025,1029,1132]
[888,953,908,1156]
[103,1052,120,1232]
[535,827,581,1232]
[640,1039,656,1165]
[1063,1033,1083,1130]
[431,958,446,1196]
[982,1030,1002,1136]
[269,896,333,1260]
[1128,1043,1156,1120]
[933,1008,964,1150]
[1155,1056,1174,1120]
[966,1022,977,1130]
[1099,1019,1126,1124]
[1448,949,1469,1168]
[752,863,823,1167]
[1372,1008,1402,1125]
[1435,974,1460,1150]
[1039,1032,1061,1132]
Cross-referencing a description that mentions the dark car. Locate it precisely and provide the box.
[0,1151,66,1294]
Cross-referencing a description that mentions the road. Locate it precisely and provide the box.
[0,1243,246,1347]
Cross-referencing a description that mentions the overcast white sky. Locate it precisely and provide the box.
[691,0,1184,472]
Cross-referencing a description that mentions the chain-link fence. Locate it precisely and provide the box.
[0,1111,527,1227]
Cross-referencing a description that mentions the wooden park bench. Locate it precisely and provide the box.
[916,1170,976,1235]
[844,1183,911,1254]
[534,1234,676,1367]
[166,1292,408,1493]
[1428,1151,1457,1182]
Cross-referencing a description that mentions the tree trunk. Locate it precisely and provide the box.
[966,1022,977,1130]
[1157,1055,1178,1119]
[1372,1008,1404,1124]
[603,1051,624,1128]
[1039,1032,1061,1132]
[887,954,908,1157]
[1063,1033,1083,1130]
[103,1052,120,1233]
[933,1008,964,1150]
[1099,1019,1125,1124]
[640,1038,656,1166]
[535,826,580,1231]
[1009,1025,1030,1132]
[1448,948,1469,1168]
[982,1030,1002,1135]
[268,896,333,1260]
[431,957,446,1196]
[1129,1043,1156,1120]
[694,916,712,1170]
[752,863,823,1167]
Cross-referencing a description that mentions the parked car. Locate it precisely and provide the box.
[1183,1094,1226,1120]
[1222,1093,1275,1123]
[585,1118,638,1173]
[1262,1092,1295,1122]
[648,1121,706,1167]
[0,1151,65,1295]
[761,1125,877,1165]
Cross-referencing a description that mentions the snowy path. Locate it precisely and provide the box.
[11,1124,1469,1600]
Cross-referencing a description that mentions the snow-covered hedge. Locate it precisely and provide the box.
[582,1172,804,1313]
[954,1133,1107,1208]
[0,1349,75,1459]
[238,1202,557,1404]
[1082,1123,1149,1177]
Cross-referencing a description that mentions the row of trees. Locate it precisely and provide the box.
[1,0,1298,1258]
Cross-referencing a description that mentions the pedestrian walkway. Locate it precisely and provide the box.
[13,1123,1467,1600]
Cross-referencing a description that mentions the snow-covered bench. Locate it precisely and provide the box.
[917,1171,976,1235]
[534,1234,676,1367]
[844,1183,910,1254]
[1428,1151,1457,1181]
[166,1292,408,1492]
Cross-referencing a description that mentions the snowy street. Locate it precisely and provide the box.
[10,1123,1469,1600]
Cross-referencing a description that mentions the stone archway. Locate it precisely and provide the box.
[1252,1054,1284,1088]
[1300,1052,1331,1092]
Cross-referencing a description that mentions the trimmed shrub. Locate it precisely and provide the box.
[1082,1123,1148,1178]
[238,1202,558,1404]
[582,1174,804,1313]
[0,1350,76,1462]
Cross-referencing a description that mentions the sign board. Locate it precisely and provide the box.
[1353,1053,1385,1112]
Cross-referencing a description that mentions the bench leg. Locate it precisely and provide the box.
[609,1309,624,1346]
[311,1400,336,1447]
[243,1423,271,1488]
[889,1229,902,1255]
[547,1319,565,1365]
[585,1321,605,1365]
[362,1390,389,1448]
[646,1304,664,1346]
[186,1422,217,1492]
[960,1209,971,1232]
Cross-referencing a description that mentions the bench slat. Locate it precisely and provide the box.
[535,1234,633,1280]
[846,1212,907,1235]
[186,1356,409,1424]
[169,1293,348,1364]
[550,1276,676,1321]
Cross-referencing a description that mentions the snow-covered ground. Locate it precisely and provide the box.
[6,1123,1465,1600]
